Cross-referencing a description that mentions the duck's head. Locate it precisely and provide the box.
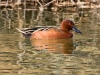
[60,20,82,34]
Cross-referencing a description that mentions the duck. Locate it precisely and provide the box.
[16,20,82,39]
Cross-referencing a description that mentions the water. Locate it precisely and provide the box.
[0,8,100,75]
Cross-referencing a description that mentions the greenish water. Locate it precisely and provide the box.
[0,8,100,75]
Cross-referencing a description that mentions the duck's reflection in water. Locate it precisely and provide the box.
[31,39,75,54]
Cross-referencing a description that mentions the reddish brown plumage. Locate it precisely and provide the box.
[18,20,81,39]
[30,28,73,39]
[30,20,76,39]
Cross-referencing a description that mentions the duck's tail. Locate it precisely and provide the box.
[16,28,32,37]
[16,28,26,34]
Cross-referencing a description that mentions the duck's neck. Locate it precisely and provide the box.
[60,25,69,32]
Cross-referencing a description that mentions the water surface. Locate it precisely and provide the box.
[0,8,100,75]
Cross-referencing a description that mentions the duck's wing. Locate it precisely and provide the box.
[16,26,58,37]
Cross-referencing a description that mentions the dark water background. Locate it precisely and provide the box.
[0,7,100,75]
